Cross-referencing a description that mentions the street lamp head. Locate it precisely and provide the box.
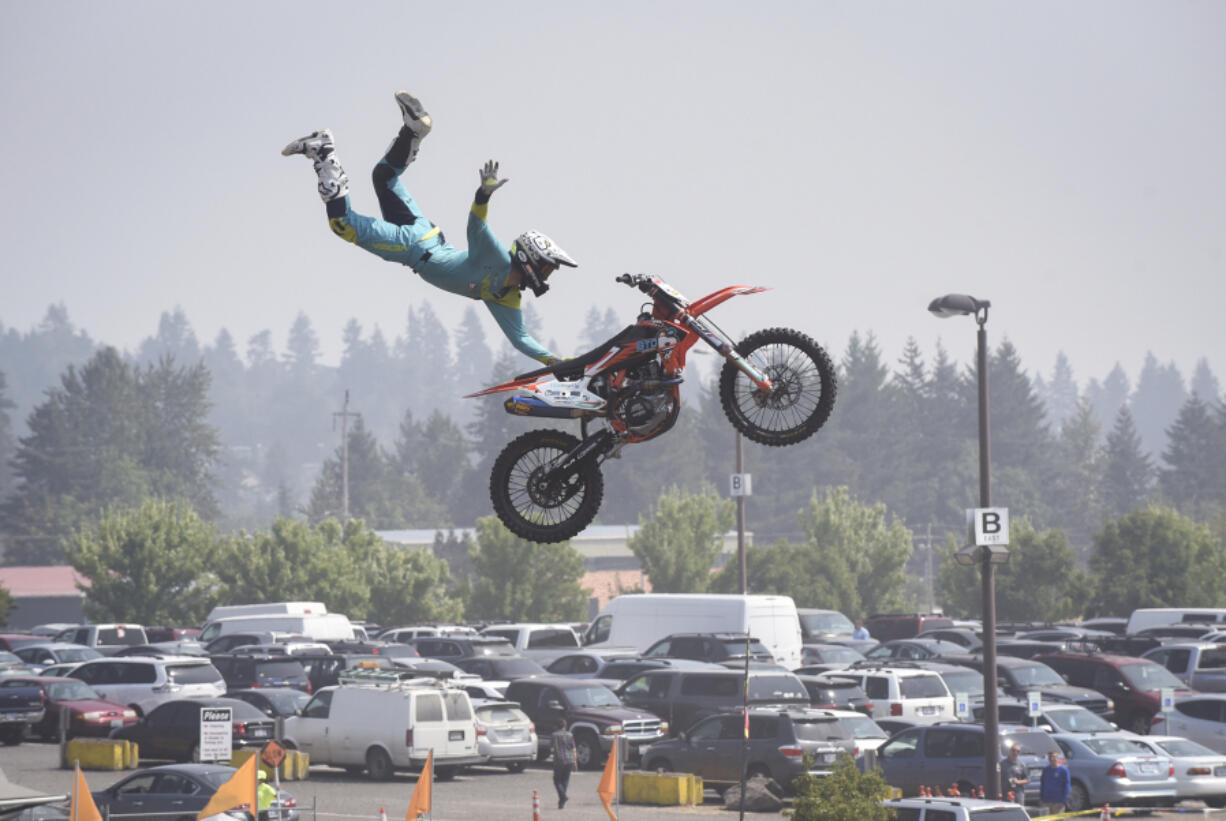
[928,294,990,319]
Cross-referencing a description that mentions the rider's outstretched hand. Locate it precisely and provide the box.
[479,160,509,197]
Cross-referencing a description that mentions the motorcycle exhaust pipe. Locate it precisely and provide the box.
[503,396,587,418]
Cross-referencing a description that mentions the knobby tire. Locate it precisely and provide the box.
[489,429,604,543]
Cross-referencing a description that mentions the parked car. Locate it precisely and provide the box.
[863,639,966,662]
[111,697,276,761]
[543,650,640,678]
[1151,693,1226,752]
[946,655,1115,717]
[799,644,866,670]
[796,609,856,643]
[876,722,1060,803]
[67,657,226,715]
[209,654,310,693]
[0,677,47,744]
[472,700,536,772]
[378,625,477,643]
[810,707,891,758]
[0,651,33,676]
[641,633,776,665]
[295,653,394,691]
[3,675,137,740]
[53,624,149,656]
[12,644,101,673]
[90,763,297,821]
[1127,734,1226,807]
[226,687,311,718]
[406,636,519,660]
[863,614,955,642]
[1049,731,1177,812]
[478,623,582,661]
[1142,642,1226,692]
[905,661,1029,723]
[0,635,47,653]
[915,628,984,653]
[881,796,1032,820]
[795,675,874,714]
[144,627,202,643]
[641,707,842,792]
[1037,651,1194,734]
[203,632,283,655]
[616,668,809,735]
[451,656,547,683]
[817,665,954,721]
[505,676,667,769]
[283,678,482,780]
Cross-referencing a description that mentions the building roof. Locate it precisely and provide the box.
[0,566,89,597]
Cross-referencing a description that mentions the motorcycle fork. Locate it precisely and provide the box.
[687,317,774,391]
[546,426,617,485]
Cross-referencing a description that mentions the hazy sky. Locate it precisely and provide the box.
[3,1,1223,391]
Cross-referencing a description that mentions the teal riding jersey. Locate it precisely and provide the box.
[325,157,552,363]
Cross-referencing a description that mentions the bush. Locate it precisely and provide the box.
[788,754,893,821]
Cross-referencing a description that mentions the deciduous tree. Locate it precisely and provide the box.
[627,485,735,592]
[466,517,587,622]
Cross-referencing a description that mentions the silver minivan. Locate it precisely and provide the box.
[67,657,225,715]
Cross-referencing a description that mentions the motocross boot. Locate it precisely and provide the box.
[281,129,335,160]
[385,91,432,167]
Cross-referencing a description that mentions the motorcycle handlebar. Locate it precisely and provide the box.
[616,273,655,293]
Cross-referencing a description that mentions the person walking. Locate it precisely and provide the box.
[852,619,871,641]
[551,727,578,809]
[282,91,577,365]
[1038,749,1071,815]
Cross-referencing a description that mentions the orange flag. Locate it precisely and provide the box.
[196,753,259,821]
[71,764,102,821]
[597,736,618,821]
[406,749,433,821]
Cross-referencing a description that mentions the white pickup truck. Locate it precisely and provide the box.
[1141,642,1226,691]
[478,623,582,662]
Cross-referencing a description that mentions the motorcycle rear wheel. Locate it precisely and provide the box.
[719,326,837,446]
[490,429,604,543]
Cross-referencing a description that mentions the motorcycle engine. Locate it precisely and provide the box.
[610,362,680,439]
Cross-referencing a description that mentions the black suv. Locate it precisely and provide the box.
[641,633,775,664]
[504,676,666,769]
[863,614,955,642]
[208,654,310,693]
[616,668,809,734]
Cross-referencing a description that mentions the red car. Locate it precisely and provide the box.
[3,675,137,740]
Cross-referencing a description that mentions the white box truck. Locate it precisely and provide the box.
[582,593,804,669]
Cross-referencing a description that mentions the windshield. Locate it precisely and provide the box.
[1155,738,1219,757]
[262,690,310,715]
[940,670,984,696]
[720,639,772,658]
[747,675,808,702]
[793,718,848,742]
[47,681,102,701]
[167,663,222,685]
[800,613,855,636]
[562,685,622,709]
[96,627,146,647]
[1045,708,1114,733]
[815,647,863,663]
[56,648,101,663]
[1120,661,1186,691]
[837,715,888,738]
[255,662,305,681]
[1083,737,1151,755]
[1010,663,1065,687]
[494,658,546,676]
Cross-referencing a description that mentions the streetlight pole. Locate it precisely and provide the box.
[930,294,1002,799]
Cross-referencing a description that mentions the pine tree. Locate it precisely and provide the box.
[1160,395,1226,516]
[1101,406,1153,518]
[1042,352,1080,433]
[1131,352,1187,458]
[136,307,201,366]
[1048,397,1106,558]
[1086,364,1130,441]
[0,371,15,507]
[1190,358,1222,404]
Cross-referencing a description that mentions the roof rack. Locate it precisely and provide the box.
[336,668,454,689]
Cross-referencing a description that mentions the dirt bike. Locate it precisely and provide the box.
[465,273,837,543]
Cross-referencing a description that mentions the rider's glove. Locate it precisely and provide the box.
[478,160,509,198]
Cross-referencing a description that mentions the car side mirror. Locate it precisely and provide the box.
[1038,723,1053,733]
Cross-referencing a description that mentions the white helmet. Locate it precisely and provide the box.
[512,230,577,296]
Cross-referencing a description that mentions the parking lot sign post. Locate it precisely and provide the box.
[199,707,232,763]
[955,693,970,720]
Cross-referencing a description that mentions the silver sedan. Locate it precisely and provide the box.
[1051,732,1177,813]
[472,700,537,772]
[1129,734,1226,808]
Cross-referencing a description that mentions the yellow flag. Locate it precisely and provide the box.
[597,736,618,821]
[406,749,432,821]
[71,764,102,821]
[196,753,259,821]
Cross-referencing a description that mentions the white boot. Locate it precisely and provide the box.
[313,154,349,202]
[281,128,335,159]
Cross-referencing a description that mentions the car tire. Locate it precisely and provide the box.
[434,766,456,782]
[536,747,552,763]
[1066,781,1090,812]
[1206,796,1226,809]
[366,747,394,781]
[574,731,602,771]
[645,758,672,773]
[0,726,23,747]
[506,762,526,774]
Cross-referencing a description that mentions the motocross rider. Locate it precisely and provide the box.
[282,91,577,364]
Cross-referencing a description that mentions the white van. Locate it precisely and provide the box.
[205,601,328,623]
[1125,608,1226,635]
[282,673,481,779]
[198,613,356,643]
[583,594,804,669]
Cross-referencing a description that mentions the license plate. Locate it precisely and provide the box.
[1216,766,1226,776]
[919,705,937,715]
[449,730,464,741]
[1139,763,1157,774]
[0,714,29,722]
[110,719,123,728]
[252,728,270,738]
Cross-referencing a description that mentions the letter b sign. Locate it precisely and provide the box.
[973,507,1009,546]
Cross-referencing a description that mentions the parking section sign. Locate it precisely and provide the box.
[200,706,232,762]
[973,507,1010,546]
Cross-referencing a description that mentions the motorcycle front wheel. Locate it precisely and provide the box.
[489,429,604,543]
[719,326,837,446]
